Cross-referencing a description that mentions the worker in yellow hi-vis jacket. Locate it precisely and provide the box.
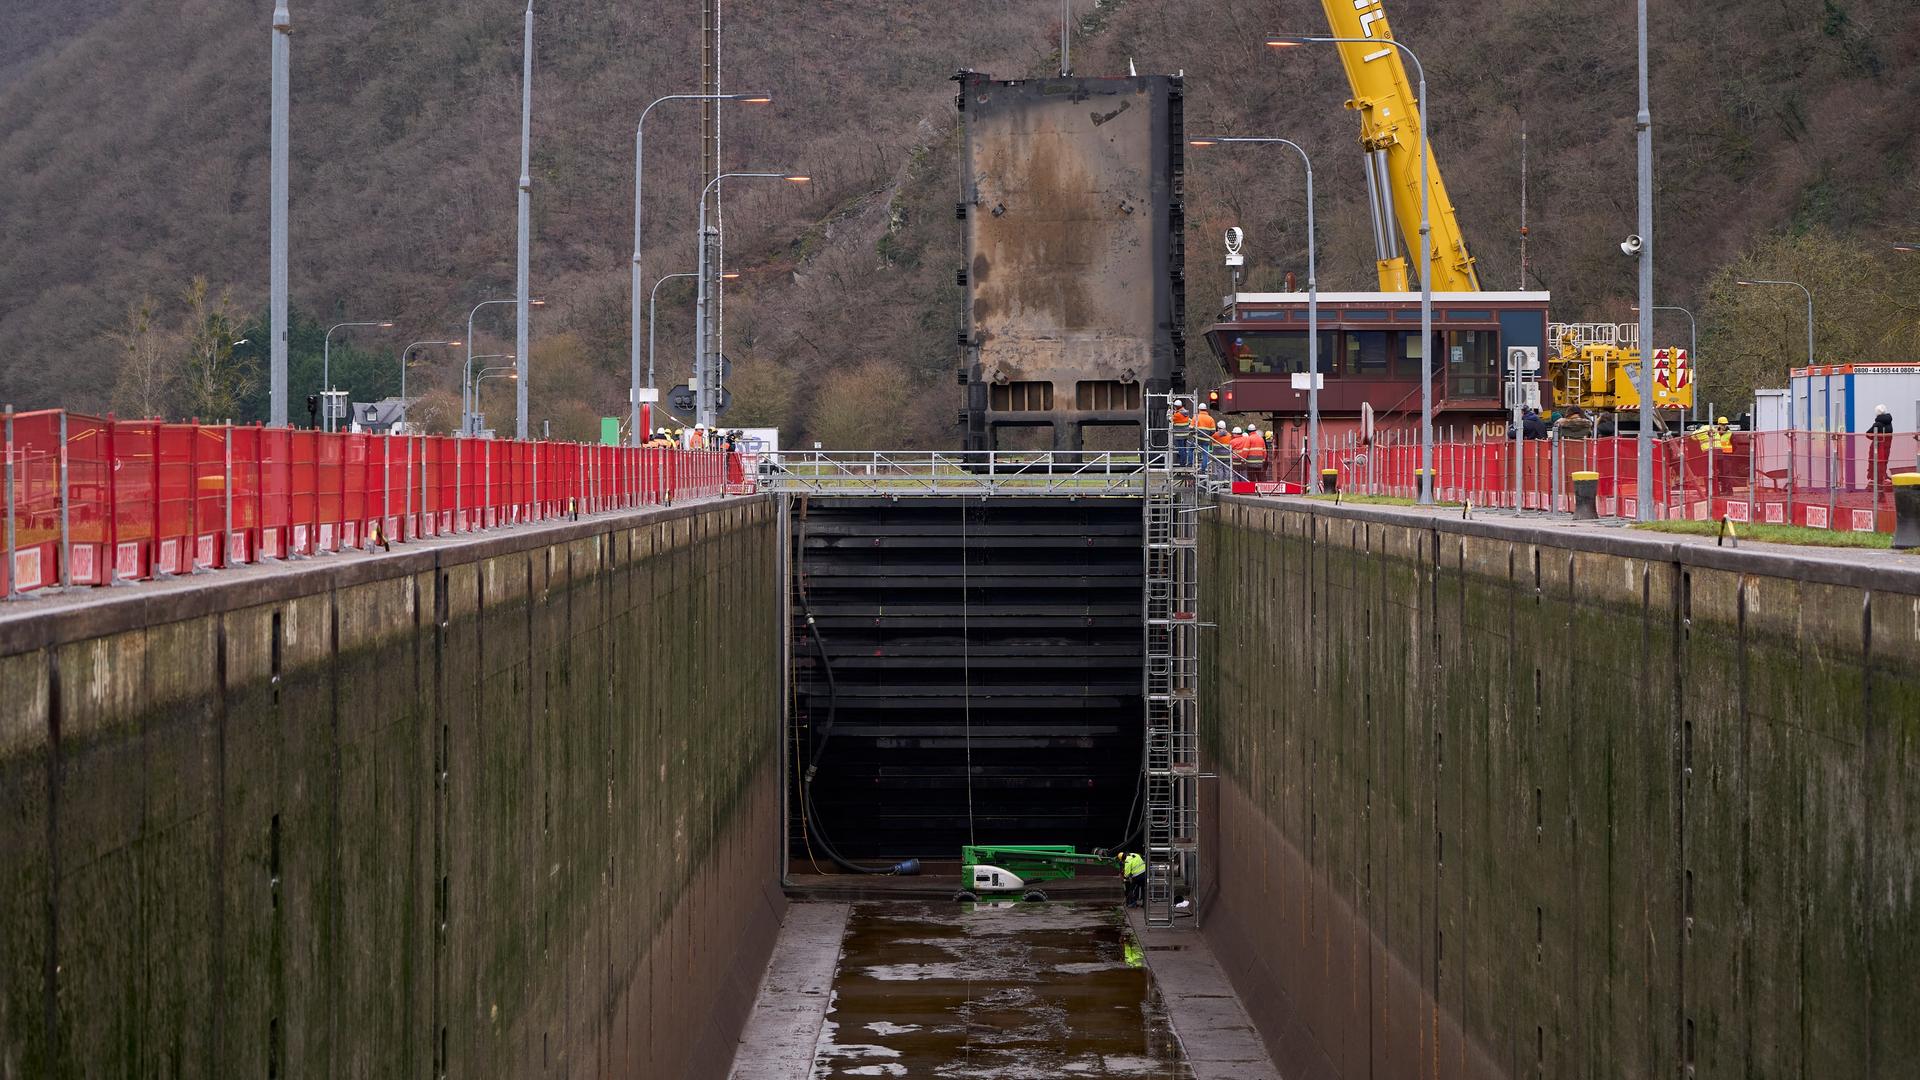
[1121,851,1147,909]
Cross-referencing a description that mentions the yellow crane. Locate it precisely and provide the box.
[1311,0,1690,416]
[1314,0,1479,293]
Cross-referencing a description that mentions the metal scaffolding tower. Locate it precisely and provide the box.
[1142,393,1200,928]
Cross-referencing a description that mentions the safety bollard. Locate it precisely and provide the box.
[1572,471,1600,521]
[1894,473,1920,550]
[1414,467,1430,502]
[1321,468,1339,495]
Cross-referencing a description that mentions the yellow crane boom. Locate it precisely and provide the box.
[1316,0,1480,293]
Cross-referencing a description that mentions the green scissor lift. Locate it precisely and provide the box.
[957,844,1119,902]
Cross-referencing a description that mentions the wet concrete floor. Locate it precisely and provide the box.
[810,901,1193,1079]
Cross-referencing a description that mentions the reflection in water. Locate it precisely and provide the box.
[811,901,1191,1079]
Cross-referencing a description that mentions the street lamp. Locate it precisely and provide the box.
[323,320,395,431]
[398,339,461,406]
[1632,305,1696,420]
[1893,243,1920,253]
[1190,136,1319,487]
[693,171,808,426]
[1735,278,1814,367]
[632,91,773,446]
[468,356,516,433]
[1268,33,1436,503]
[466,298,545,434]
[649,271,738,426]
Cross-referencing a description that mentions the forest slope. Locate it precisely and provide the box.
[2,0,1917,440]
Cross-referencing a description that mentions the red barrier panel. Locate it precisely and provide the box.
[1302,427,1917,534]
[2,412,746,595]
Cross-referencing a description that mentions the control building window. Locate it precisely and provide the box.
[1344,331,1391,375]
[1228,331,1335,376]
[1445,330,1500,398]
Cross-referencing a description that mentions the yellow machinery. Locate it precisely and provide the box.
[1313,0,1690,416]
[1546,323,1694,413]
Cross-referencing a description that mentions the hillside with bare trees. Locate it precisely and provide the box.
[3,0,1919,441]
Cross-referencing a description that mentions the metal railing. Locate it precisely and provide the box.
[761,449,1163,497]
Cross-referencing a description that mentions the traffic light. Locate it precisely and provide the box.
[306,394,319,428]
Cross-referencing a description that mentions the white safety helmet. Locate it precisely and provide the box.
[1232,426,1244,434]
[1877,404,1890,415]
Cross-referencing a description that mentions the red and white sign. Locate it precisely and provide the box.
[1652,348,1691,391]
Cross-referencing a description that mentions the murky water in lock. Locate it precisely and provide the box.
[811,901,1192,1079]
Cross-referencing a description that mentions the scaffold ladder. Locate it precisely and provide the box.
[1142,393,1201,928]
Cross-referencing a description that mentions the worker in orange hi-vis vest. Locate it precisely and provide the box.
[1195,404,1217,433]
[1228,426,1250,469]
[1244,426,1269,477]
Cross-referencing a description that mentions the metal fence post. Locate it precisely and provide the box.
[382,432,391,544]
[224,426,235,566]
[403,435,413,540]
[1786,430,1796,522]
[58,411,71,588]
[484,441,492,530]
[454,435,464,533]
[1827,432,1837,527]
[4,407,15,598]
[1748,433,1757,522]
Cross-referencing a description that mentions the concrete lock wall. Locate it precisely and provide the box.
[0,496,784,1078]
[1199,497,1920,1080]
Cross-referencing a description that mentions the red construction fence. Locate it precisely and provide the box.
[3,411,746,595]
[1236,428,1920,533]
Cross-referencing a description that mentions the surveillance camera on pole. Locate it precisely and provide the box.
[1620,234,1643,257]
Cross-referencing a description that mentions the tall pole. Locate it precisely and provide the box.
[323,321,393,432]
[1267,35,1431,500]
[1634,0,1655,521]
[1188,137,1316,486]
[465,298,520,434]
[269,2,291,426]
[691,171,801,427]
[1415,63,1433,504]
[650,272,697,405]
[1061,0,1071,75]
[515,3,533,440]
[632,93,768,447]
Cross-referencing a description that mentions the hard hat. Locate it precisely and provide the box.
[1877,404,1890,414]
[1265,431,1275,440]
[1717,416,1728,425]
[1196,403,1208,411]
[1232,426,1244,434]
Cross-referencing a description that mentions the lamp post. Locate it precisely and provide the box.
[1189,136,1318,486]
[1633,0,1656,521]
[323,320,395,431]
[1735,279,1815,368]
[649,271,738,434]
[632,92,771,446]
[1633,305,1697,421]
[270,2,291,427]
[466,298,544,434]
[693,171,808,426]
[398,339,460,407]
[467,356,515,434]
[1268,34,1434,502]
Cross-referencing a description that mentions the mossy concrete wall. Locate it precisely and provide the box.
[0,495,784,1079]
[1199,497,1920,1080]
